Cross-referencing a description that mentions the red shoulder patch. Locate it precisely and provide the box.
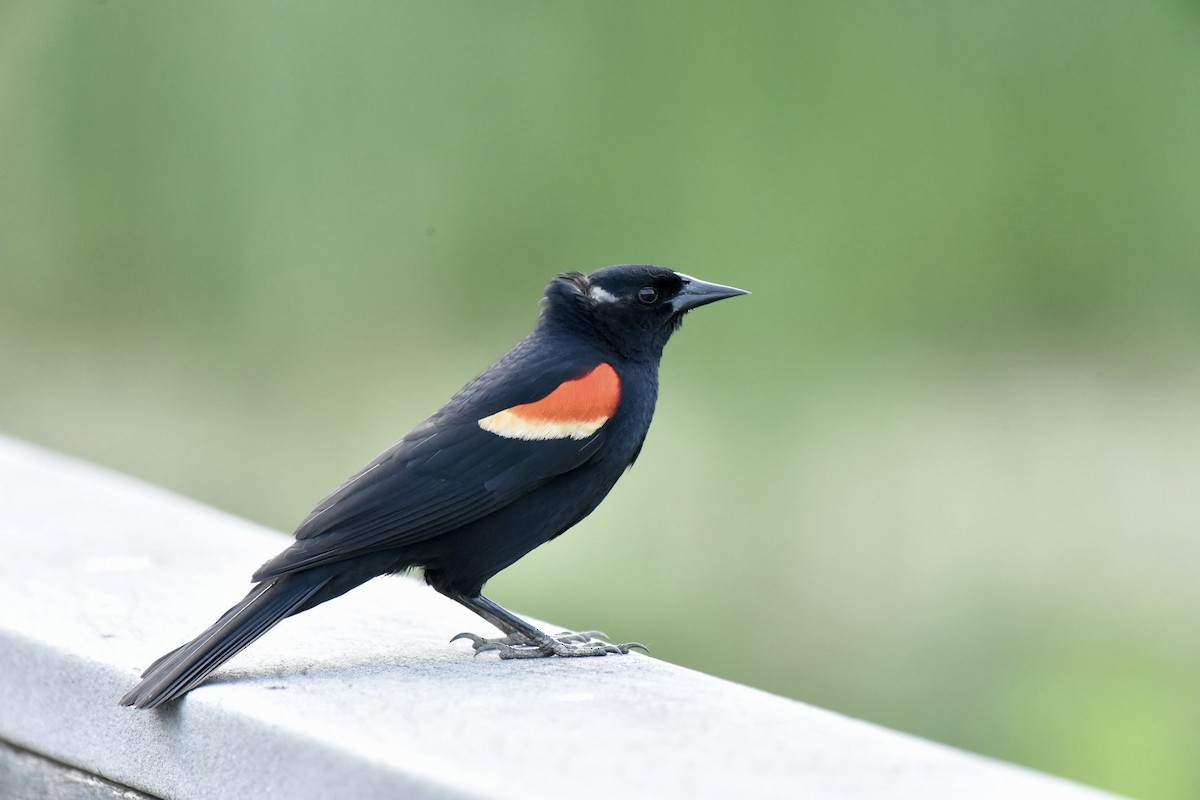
[478,363,621,440]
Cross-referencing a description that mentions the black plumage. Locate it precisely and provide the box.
[120,264,747,709]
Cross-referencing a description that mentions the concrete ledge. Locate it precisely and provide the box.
[0,740,155,800]
[0,435,1119,799]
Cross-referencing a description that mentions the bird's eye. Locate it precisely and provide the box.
[637,286,658,305]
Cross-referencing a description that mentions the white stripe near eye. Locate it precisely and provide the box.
[589,286,618,303]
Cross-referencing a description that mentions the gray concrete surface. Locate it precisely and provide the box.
[0,740,156,800]
[0,435,1121,799]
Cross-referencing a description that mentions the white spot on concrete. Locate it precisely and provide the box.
[81,556,153,573]
[553,692,595,703]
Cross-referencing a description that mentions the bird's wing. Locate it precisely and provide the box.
[252,352,619,580]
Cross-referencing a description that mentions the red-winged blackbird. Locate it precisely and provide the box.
[120,264,747,709]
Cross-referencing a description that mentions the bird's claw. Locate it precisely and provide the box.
[452,630,647,659]
[553,630,608,643]
[450,631,530,650]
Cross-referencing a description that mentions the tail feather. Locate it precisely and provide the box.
[120,573,333,709]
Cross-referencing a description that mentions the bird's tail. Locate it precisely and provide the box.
[119,571,333,709]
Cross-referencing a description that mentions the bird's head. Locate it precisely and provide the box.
[541,264,749,360]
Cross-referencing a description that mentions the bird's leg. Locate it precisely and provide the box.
[448,593,646,659]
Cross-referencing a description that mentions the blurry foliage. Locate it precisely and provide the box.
[2,3,1199,798]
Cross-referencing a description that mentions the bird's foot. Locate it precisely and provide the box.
[451,629,647,659]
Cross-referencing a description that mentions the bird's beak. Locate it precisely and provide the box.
[670,273,751,313]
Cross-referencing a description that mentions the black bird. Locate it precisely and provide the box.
[120,264,747,709]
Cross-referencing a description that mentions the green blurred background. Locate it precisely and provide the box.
[3,2,1198,796]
